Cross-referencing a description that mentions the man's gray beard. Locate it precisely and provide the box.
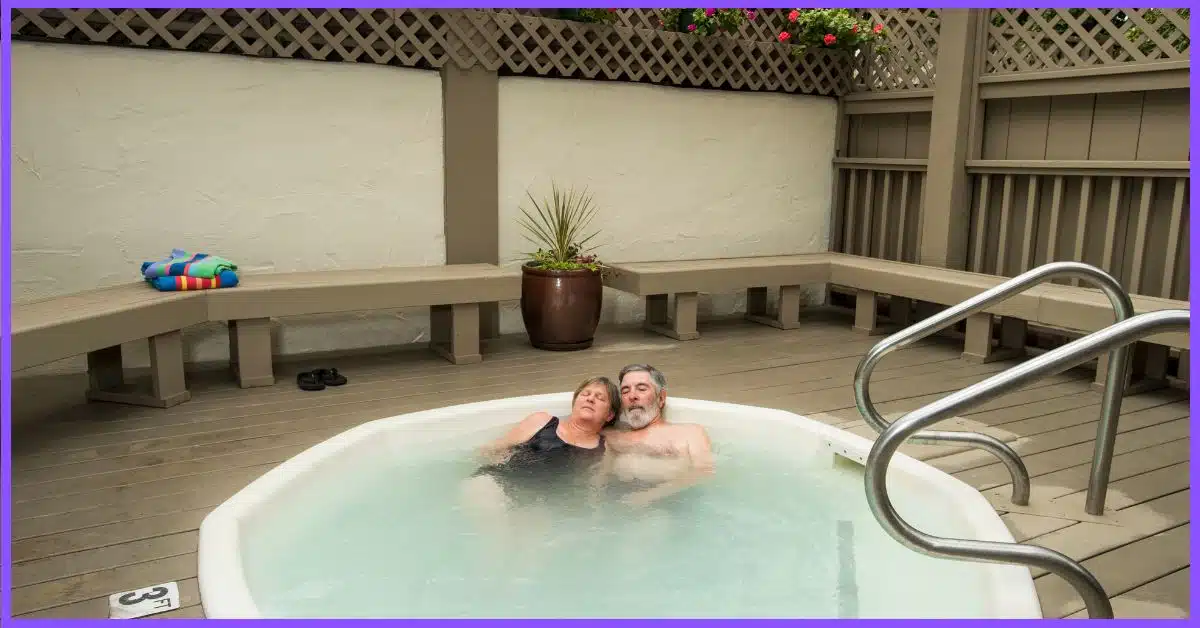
[619,406,658,430]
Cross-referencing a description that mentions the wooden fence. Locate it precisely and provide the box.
[832,8,1190,303]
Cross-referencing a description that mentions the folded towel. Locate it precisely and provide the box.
[147,268,240,292]
[141,251,238,279]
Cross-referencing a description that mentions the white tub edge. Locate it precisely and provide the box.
[197,393,1043,619]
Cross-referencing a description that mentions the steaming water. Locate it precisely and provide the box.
[241,421,999,618]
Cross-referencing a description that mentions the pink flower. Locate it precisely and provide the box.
[777,31,791,42]
[788,9,799,22]
[688,23,697,31]
[745,10,756,20]
[705,8,716,17]
[873,23,883,34]
[823,33,836,45]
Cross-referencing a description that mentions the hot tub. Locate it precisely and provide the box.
[197,394,1042,618]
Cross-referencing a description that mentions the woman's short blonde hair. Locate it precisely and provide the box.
[573,375,621,424]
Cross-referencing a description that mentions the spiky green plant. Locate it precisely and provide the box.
[517,182,607,273]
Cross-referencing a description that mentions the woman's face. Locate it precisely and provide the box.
[572,383,613,427]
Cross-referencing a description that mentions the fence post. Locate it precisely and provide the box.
[441,63,502,338]
[917,9,987,269]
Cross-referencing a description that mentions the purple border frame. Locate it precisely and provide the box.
[1,1,1195,625]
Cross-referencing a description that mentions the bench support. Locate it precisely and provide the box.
[85,331,191,408]
[962,315,1027,364]
[1177,349,1189,384]
[229,318,275,388]
[644,293,700,341]
[744,285,804,330]
[853,290,887,336]
[1094,342,1170,395]
[431,303,482,364]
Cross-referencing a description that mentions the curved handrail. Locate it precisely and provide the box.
[865,309,1190,619]
[853,261,1135,510]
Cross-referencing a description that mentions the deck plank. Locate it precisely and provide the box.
[1034,524,1190,618]
[10,312,1190,619]
[1066,568,1190,619]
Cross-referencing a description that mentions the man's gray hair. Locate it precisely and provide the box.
[618,363,667,394]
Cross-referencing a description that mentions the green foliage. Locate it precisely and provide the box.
[556,8,620,25]
[517,182,606,273]
[777,9,886,54]
[657,9,756,36]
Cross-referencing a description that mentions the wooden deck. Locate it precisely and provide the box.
[8,309,1190,619]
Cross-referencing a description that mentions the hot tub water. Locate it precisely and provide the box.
[236,417,1007,618]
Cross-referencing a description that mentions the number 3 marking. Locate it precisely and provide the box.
[118,586,170,606]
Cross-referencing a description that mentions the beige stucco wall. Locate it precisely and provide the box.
[12,42,838,376]
[11,42,445,375]
[496,76,838,333]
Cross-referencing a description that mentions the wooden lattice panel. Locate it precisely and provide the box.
[851,9,940,91]
[10,8,849,96]
[985,8,1191,74]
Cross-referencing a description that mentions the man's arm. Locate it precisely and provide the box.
[622,425,715,507]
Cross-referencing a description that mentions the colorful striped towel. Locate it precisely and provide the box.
[141,250,238,279]
[147,268,240,292]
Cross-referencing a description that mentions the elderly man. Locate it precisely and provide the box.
[594,363,715,506]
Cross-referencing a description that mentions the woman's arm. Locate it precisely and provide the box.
[478,411,554,462]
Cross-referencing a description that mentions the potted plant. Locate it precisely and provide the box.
[656,8,757,35]
[774,9,887,51]
[516,182,608,351]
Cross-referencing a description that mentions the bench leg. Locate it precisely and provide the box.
[431,303,482,364]
[745,285,804,330]
[1177,349,1189,384]
[853,290,886,336]
[1093,342,1170,395]
[643,293,700,341]
[962,315,1027,364]
[85,332,191,408]
[229,318,275,388]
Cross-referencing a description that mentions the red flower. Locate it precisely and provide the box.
[777,31,791,42]
[705,8,716,17]
[851,23,859,33]
[745,10,756,20]
[688,23,697,32]
[823,33,836,45]
[873,23,883,34]
[788,9,799,22]
[607,8,617,12]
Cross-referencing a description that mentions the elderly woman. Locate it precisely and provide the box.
[460,375,621,513]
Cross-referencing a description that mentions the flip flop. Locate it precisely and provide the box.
[297,371,325,391]
[314,368,348,387]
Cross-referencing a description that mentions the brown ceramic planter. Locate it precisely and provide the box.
[520,263,603,351]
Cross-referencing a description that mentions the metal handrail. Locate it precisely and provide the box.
[864,309,1190,620]
[853,261,1135,511]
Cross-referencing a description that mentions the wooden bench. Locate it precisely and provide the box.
[12,263,521,405]
[602,255,835,340]
[603,252,1190,391]
[12,285,207,408]
[206,263,521,388]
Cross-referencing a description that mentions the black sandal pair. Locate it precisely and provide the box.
[297,368,348,391]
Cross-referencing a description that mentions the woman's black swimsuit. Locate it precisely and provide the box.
[473,416,605,503]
